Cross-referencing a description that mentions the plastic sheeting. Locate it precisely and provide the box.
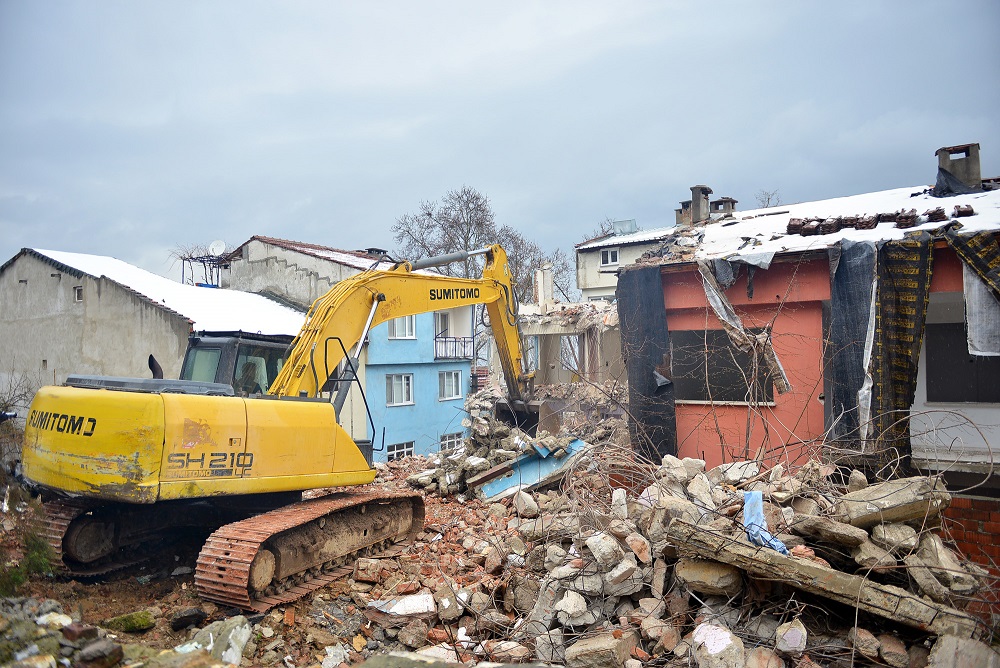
[963,263,1000,356]
[827,241,876,442]
[743,490,789,555]
[698,261,792,394]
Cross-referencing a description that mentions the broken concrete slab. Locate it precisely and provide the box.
[871,523,918,553]
[927,635,1000,668]
[834,477,950,529]
[692,623,745,668]
[852,540,897,572]
[565,629,639,668]
[903,554,951,603]
[665,519,981,639]
[789,514,869,546]
[774,618,807,657]
[674,558,743,597]
[917,533,979,595]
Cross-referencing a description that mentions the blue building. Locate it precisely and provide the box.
[366,307,474,461]
[224,236,474,457]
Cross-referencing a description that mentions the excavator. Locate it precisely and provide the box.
[20,245,532,611]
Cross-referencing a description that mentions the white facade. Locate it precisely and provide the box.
[575,227,673,300]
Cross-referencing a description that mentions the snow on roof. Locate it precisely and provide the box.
[34,249,306,335]
[694,185,1000,265]
[235,236,396,271]
[576,226,674,250]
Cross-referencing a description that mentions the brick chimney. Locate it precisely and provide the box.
[710,197,738,217]
[936,143,981,189]
[690,185,713,224]
[675,200,692,226]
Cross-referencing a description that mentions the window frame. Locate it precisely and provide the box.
[600,248,620,267]
[73,285,84,302]
[438,370,462,401]
[439,432,464,450]
[387,315,416,339]
[386,441,414,461]
[670,328,775,405]
[385,373,414,406]
[925,322,1000,404]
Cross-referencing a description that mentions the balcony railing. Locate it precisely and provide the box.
[435,336,474,360]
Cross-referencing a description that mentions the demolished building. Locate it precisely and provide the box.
[617,143,1000,569]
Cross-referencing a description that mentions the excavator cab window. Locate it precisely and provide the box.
[234,346,286,396]
[181,347,222,383]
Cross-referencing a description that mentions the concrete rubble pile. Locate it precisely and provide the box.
[404,386,629,499]
[3,450,999,668]
[376,455,997,667]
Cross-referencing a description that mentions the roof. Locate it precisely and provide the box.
[229,235,395,271]
[576,226,675,251]
[641,185,1000,268]
[19,248,306,335]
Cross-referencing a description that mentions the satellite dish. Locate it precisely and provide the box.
[208,240,226,256]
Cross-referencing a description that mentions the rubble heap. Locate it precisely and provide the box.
[376,454,996,667]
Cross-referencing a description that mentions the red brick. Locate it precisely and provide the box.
[982,521,1000,535]
[950,497,973,509]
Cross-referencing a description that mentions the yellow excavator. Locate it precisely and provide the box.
[21,245,532,611]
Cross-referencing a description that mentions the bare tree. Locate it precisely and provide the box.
[755,189,782,208]
[392,186,574,301]
[168,242,231,286]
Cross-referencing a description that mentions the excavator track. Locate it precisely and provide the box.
[195,490,424,612]
[33,499,188,577]
[33,500,89,571]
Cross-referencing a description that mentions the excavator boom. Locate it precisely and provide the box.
[271,244,531,404]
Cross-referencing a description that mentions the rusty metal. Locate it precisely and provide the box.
[194,490,424,612]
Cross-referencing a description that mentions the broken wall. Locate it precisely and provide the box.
[660,260,828,470]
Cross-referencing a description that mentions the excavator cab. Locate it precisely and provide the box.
[179,332,292,393]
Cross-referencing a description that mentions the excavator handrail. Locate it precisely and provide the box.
[268,244,532,404]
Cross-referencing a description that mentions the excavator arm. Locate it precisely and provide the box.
[269,244,532,406]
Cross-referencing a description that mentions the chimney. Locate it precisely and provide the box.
[534,263,554,312]
[710,197,738,217]
[675,200,692,226]
[936,143,981,189]
[690,185,713,224]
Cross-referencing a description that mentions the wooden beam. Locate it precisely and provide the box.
[665,519,982,639]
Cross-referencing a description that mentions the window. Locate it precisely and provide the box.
[73,286,83,302]
[387,315,415,339]
[440,432,464,450]
[181,347,222,383]
[600,248,619,266]
[387,441,414,461]
[439,370,461,400]
[386,373,414,405]
[670,329,774,403]
[925,323,1000,403]
[434,312,450,337]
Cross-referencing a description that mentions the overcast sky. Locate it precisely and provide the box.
[2,1,998,279]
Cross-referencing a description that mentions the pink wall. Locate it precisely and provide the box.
[659,244,965,470]
[662,260,830,470]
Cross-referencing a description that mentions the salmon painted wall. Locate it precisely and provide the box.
[662,260,830,470]
[660,244,966,471]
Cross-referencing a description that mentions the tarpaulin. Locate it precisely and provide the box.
[699,261,792,394]
[944,229,1000,357]
[868,233,934,452]
[827,241,876,443]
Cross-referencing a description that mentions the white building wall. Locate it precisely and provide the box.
[576,245,654,300]
[226,240,369,308]
[0,254,191,411]
[910,291,999,473]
